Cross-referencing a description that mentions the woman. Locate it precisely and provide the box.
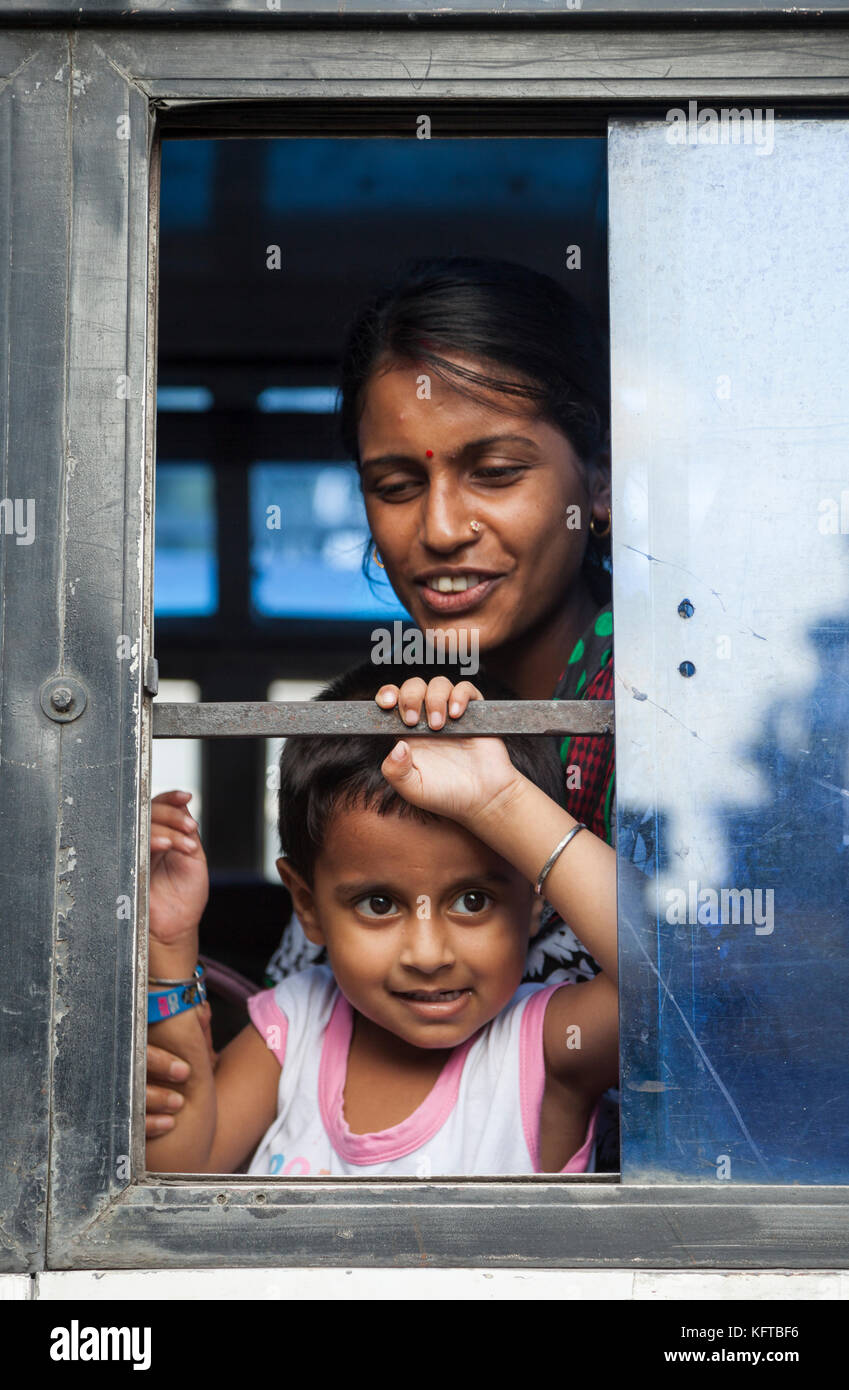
[267,255,614,986]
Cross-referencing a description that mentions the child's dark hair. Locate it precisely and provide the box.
[277,661,565,885]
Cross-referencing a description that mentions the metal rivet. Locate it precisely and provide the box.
[40,675,88,724]
[678,598,695,619]
[679,661,696,678]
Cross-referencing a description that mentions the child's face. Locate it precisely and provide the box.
[281,800,539,1051]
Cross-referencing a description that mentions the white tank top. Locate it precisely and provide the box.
[246,965,597,1178]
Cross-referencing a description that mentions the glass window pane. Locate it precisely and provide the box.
[609,116,849,1183]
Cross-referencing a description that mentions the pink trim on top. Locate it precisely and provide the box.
[318,991,478,1165]
[519,983,599,1174]
[247,988,289,1068]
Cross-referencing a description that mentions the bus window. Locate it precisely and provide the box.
[150,132,619,1175]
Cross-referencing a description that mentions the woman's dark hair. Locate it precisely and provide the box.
[338,255,611,599]
[277,660,565,885]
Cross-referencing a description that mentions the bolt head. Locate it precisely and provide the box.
[51,687,73,711]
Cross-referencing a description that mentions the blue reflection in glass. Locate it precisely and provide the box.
[250,462,409,621]
[154,463,218,616]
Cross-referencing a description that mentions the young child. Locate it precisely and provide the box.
[146,668,619,1176]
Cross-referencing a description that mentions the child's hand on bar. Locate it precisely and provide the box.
[377,676,525,827]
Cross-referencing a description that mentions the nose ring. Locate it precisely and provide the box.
[469,520,482,534]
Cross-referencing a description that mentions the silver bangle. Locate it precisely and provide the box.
[147,964,204,989]
[534,823,587,896]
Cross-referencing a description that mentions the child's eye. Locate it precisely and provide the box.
[450,890,491,915]
[355,894,398,918]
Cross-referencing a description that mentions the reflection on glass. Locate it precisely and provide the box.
[610,117,849,1183]
[250,462,409,620]
[154,463,218,617]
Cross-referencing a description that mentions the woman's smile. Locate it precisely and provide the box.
[416,569,506,615]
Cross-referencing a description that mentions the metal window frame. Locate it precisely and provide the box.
[3,18,849,1273]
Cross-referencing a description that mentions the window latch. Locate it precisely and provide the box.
[144,658,159,698]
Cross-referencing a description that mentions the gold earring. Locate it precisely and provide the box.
[469,520,482,534]
[372,545,385,569]
[589,507,611,539]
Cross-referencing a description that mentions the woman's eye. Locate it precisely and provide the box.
[355,894,398,918]
[473,464,527,484]
[372,477,422,500]
[450,890,491,915]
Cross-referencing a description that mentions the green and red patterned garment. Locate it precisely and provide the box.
[523,602,614,986]
[554,603,615,845]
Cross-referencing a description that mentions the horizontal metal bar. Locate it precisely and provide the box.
[151,699,614,739]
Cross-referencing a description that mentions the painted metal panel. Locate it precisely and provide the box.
[42,34,154,1266]
[47,1179,849,1269]
[101,28,849,105]
[610,116,849,1182]
[0,33,69,1275]
[4,1,849,23]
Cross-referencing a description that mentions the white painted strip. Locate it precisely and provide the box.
[35,1269,849,1301]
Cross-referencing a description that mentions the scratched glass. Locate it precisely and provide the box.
[610,117,849,1181]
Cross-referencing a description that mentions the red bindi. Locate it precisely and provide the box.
[425,449,433,458]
